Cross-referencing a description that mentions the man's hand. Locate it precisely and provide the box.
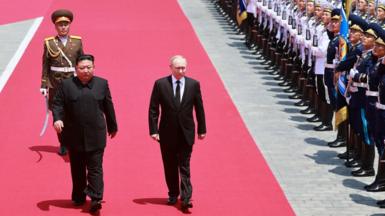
[40,88,48,97]
[198,134,206,140]
[151,134,160,142]
[109,131,117,138]
[54,120,64,133]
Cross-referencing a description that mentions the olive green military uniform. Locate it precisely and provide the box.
[41,35,83,109]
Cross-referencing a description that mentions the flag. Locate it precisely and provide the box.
[335,0,352,129]
[236,0,248,25]
[339,0,352,60]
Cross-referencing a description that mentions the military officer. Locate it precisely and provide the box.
[356,0,369,20]
[314,8,341,132]
[40,9,84,156]
[376,0,385,27]
[307,0,332,123]
[375,44,385,207]
[346,17,377,175]
[362,23,385,192]
[332,16,364,153]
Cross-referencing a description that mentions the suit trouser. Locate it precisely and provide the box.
[160,130,193,201]
[69,149,104,202]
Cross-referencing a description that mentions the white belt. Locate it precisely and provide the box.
[50,66,75,73]
[376,102,385,110]
[325,63,335,69]
[352,82,368,88]
[366,90,379,97]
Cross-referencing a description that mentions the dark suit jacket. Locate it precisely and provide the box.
[149,76,206,146]
[52,76,118,152]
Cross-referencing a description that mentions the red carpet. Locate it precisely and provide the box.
[0,0,295,215]
[0,0,53,25]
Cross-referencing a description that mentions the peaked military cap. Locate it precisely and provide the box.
[320,0,333,12]
[370,23,385,45]
[331,8,341,20]
[365,25,378,38]
[314,0,321,7]
[379,0,385,10]
[51,9,73,23]
[349,14,367,32]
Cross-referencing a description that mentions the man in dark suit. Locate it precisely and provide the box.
[148,55,206,212]
[52,54,118,213]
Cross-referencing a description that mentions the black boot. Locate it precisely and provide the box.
[366,156,385,192]
[354,142,375,177]
[328,122,347,148]
[307,114,321,122]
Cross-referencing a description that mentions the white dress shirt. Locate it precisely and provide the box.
[58,35,68,46]
[172,75,185,101]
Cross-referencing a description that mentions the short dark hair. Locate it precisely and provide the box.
[76,54,95,65]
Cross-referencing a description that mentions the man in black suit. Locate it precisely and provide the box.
[52,54,118,213]
[148,55,206,212]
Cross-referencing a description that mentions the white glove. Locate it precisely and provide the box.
[40,88,48,97]
[349,68,358,78]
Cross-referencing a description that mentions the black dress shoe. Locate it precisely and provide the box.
[351,168,375,177]
[306,115,321,122]
[265,66,276,70]
[327,137,343,146]
[345,160,361,168]
[167,196,177,205]
[300,107,314,115]
[313,124,333,131]
[294,100,308,106]
[90,200,102,213]
[269,70,280,75]
[379,203,385,208]
[289,94,302,100]
[377,199,385,206]
[274,80,290,86]
[284,88,296,93]
[366,182,385,192]
[337,151,352,159]
[328,140,346,148]
[181,201,193,212]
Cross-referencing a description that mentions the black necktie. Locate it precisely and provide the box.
[175,80,181,107]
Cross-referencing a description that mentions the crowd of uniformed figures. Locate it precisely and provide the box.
[214,0,385,208]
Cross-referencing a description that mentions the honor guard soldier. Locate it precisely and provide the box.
[360,23,385,192]
[356,0,369,20]
[40,9,84,156]
[307,0,332,123]
[374,40,385,208]
[314,8,341,132]
[332,15,364,153]
[344,16,376,175]
[376,0,385,27]
[368,0,377,22]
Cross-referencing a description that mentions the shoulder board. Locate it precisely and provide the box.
[44,36,55,41]
[70,35,82,40]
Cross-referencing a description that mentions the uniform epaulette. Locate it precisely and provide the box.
[44,36,55,41]
[70,35,82,40]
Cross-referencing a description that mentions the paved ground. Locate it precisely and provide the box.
[178,0,385,215]
[1,2,385,215]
